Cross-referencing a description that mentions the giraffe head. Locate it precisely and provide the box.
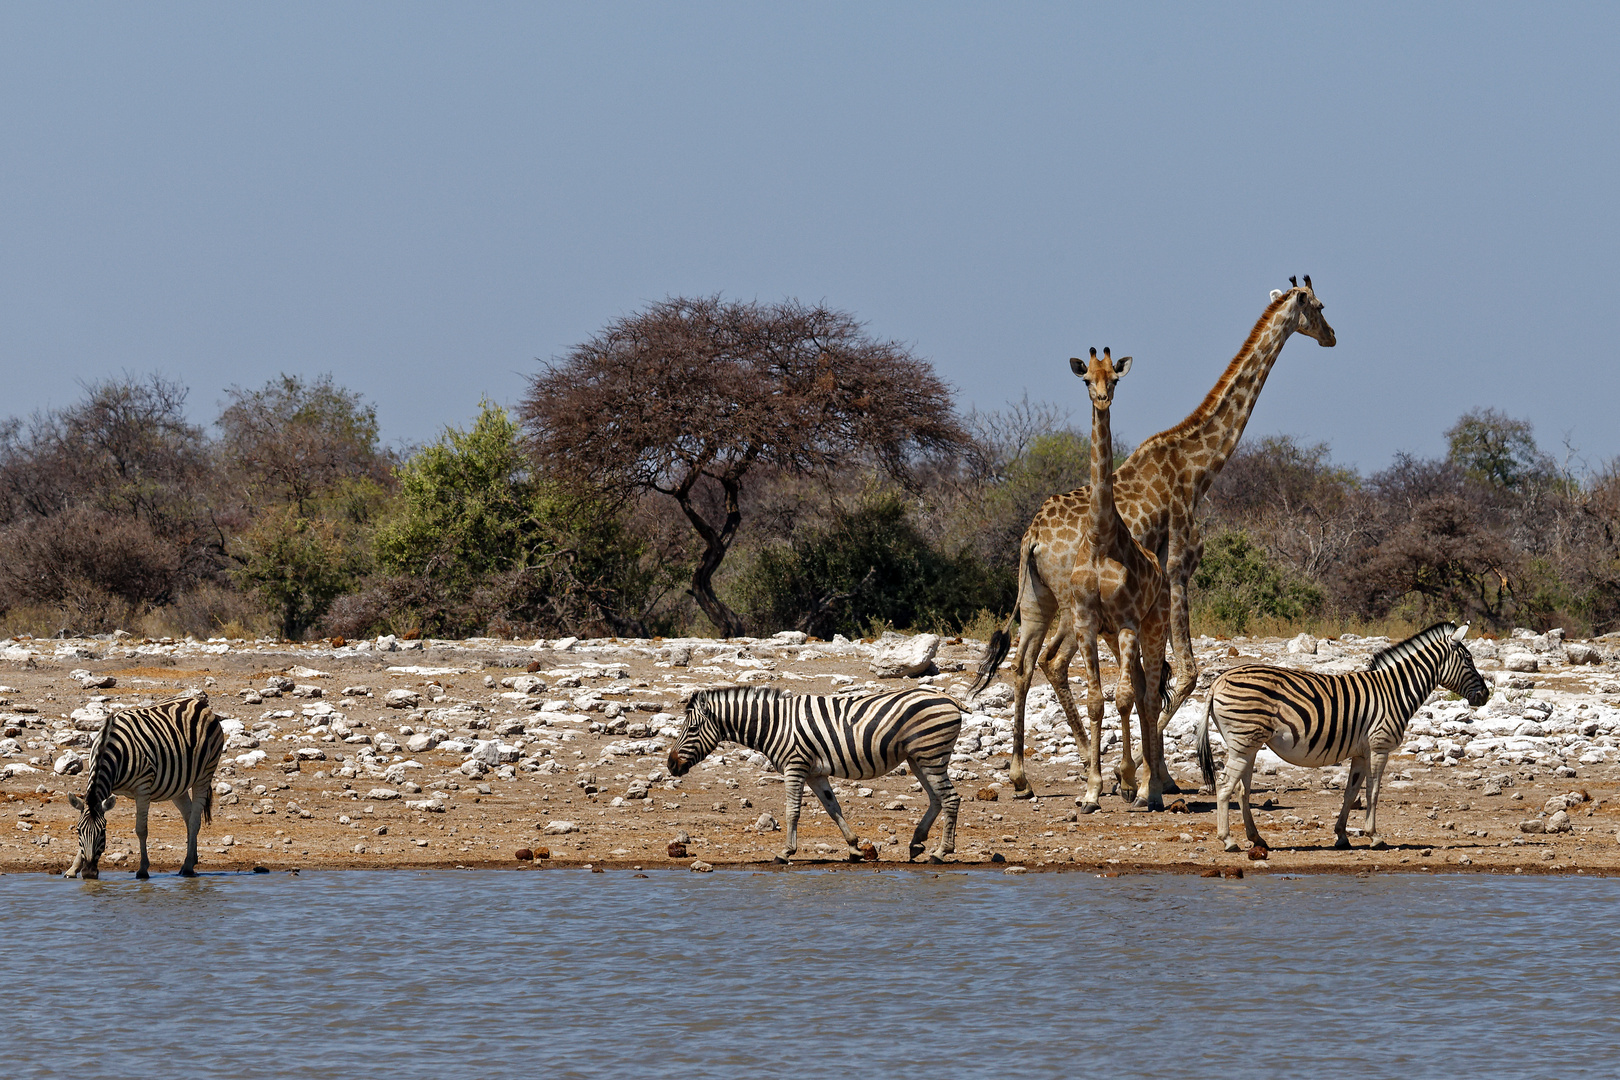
[1274,274,1336,347]
[1069,347,1133,411]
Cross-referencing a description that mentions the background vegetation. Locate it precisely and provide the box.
[3,311,1618,642]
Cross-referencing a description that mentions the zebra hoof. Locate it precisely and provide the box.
[1128,798,1160,813]
[927,854,944,865]
[1369,837,1388,851]
[775,854,791,864]
[1162,778,1183,795]
[1011,786,1035,800]
[1078,802,1101,815]
[1333,836,1351,850]
[1224,841,1242,852]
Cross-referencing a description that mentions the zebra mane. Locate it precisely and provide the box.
[688,686,791,708]
[1367,623,1459,672]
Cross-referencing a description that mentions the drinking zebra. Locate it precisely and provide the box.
[1197,623,1489,852]
[668,686,964,863]
[65,693,226,880]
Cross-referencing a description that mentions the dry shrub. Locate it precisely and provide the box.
[0,508,180,632]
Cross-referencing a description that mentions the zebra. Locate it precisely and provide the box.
[1197,623,1489,852]
[65,693,226,880]
[668,686,964,863]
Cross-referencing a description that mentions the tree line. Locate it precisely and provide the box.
[2,297,1617,641]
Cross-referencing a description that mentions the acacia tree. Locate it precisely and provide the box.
[522,296,968,636]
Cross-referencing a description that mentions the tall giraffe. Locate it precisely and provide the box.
[1065,347,1170,812]
[971,277,1336,801]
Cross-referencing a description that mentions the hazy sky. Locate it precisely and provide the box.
[3,4,1616,472]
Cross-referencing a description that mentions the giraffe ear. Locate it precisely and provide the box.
[1112,355,1133,377]
[1069,357,1086,377]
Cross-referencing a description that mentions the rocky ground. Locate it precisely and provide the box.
[4,626,1620,878]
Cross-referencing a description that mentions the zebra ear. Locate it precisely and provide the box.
[102,795,118,812]
[1451,623,1470,642]
[69,794,85,811]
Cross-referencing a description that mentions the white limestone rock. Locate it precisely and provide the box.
[871,633,940,678]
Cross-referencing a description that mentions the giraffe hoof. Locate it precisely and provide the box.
[1078,801,1101,815]
[135,870,150,880]
[927,854,944,865]
[1162,778,1184,795]
[1011,786,1034,800]
[1333,836,1351,850]
[909,843,926,860]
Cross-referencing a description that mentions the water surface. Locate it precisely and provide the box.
[3,868,1614,1079]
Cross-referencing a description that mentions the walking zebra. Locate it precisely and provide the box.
[1197,623,1489,852]
[65,693,226,880]
[669,686,964,863]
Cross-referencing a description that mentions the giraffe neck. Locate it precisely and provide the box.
[1087,398,1117,552]
[1127,295,1299,505]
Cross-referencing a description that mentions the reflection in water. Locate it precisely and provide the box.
[3,870,1617,1079]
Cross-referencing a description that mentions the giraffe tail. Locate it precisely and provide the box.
[1197,696,1217,791]
[970,539,1036,697]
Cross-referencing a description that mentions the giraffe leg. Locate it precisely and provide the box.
[1008,601,1055,799]
[1079,622,1107,813]
[779,769,807,862]
[1334,756,1369,849]
[1041,624,1090,767]
[173,791,200,876]
[808,776,863,859]
[1105,631,1140,801]
[134,796,151,880]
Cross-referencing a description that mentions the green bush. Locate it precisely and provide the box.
[736,490,1005,637]
[1191,528,1324,633]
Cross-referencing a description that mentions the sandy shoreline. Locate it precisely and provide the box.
[4,628,1619,879]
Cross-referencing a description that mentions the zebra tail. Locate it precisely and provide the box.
[202,783,214,825]
[1160,659,1174,710]
[1197,696,1217,791]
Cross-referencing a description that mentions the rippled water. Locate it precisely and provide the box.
[3,868,1615,1079]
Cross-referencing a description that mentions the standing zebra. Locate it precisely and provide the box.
[1197,623,1489,852]
[668,686,964,863]
[65,693,226,880]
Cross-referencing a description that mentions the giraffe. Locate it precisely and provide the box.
[971,277,1336,802]
[1065,347,1170,812]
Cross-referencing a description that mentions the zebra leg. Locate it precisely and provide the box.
[779,770,807,863]
[134,796,152,880]
[807,776,863,860]
[1215,744,1257,851]
[173,791,200,876]
[907,756,958,861]
[1333,756,1369,849]
[1235,756,1266,849]
[1365,751,1392,849]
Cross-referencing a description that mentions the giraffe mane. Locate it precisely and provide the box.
[1367,623,1460,671]
[1127,289,1297,457]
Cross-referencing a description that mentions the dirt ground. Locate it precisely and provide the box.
[4,630,1620,878]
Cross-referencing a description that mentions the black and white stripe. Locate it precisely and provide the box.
[669,686,963,862]
[66,693,226,880]
[1197,623,1489,851]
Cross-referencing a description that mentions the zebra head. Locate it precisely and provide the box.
[1437,624,1491,707]
[67,792,118,880]
[669,691,723,777]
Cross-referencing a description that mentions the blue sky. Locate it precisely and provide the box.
[2,4,1615,472]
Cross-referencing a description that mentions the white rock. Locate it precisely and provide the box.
[543,820,578,834]
[690,859,714,872]
[755,812,780,831]
[385,689,421,709]
[366,787,401,800]
[294,747,326,760]
[1546,809,1572,833]
[53,749,84,775]
[1503,653,1540,673]
[552,637,579,652]
[871,633,940,678]
[1286,633,1318,655]
[235,750,267,768]
[1565,643,1601,665]
[406,732,438,753]
[375,635,399,652]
